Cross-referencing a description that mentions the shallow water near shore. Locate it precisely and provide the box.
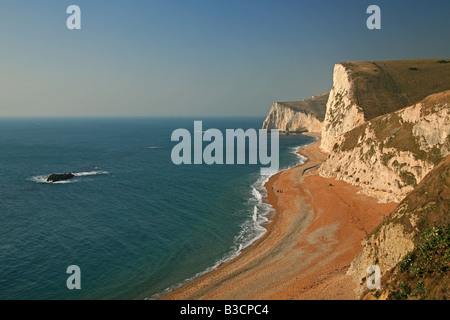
[0,117,314,299]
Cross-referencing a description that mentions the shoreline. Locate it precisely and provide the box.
[160,136,397,300]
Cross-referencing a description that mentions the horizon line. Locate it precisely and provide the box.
[0,115,268,119]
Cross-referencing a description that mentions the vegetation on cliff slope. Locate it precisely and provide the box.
[385,225,449,300]
[364,155,450,300]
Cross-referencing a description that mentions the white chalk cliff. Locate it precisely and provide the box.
[262,93,328,133]
[320,64,365,152]
[320,91,450,203]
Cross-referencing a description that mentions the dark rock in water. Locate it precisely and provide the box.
[47,173,75,182]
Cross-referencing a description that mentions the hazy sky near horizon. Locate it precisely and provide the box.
[0,0,449,117]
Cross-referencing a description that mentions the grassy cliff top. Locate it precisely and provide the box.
[276,92,328,121]
[341,59,450,120]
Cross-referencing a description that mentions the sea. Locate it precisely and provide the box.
[0,117,315,299]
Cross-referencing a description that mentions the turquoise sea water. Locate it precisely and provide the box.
[0,117,315,299]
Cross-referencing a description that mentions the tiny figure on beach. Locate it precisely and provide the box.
[329,183,333,187]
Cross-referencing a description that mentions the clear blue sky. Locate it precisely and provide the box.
[0,0,449,117]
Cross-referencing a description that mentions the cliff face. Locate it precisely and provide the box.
[320,91,450,203]
[320,64,365,152]
[262,93,328,133]
[321,59,450,152]
[347,154,450,299]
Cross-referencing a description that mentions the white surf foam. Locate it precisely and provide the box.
[289,146,308,167]
[28,175,52,184]
[73,171,110,177]
[251,186,262,202]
